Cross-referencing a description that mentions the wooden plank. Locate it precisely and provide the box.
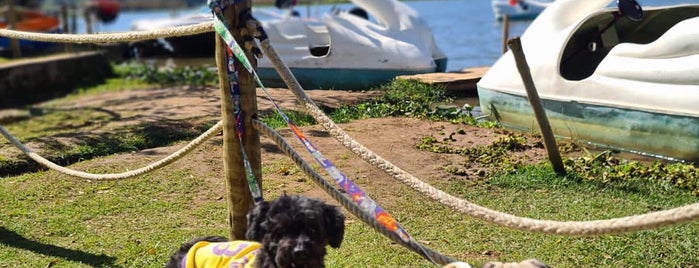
[396,66,489,93]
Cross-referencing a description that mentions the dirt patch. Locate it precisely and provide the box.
[1,85,556,204]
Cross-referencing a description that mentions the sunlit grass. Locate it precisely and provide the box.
[1,74,698,267]
[1,159,697,267]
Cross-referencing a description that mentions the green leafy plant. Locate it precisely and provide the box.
[258,110,317,129]
[259,79,488,126]
[418,132,699,195]
[415,132,531,177]
[114,62,218,89]
[565,150,699,195]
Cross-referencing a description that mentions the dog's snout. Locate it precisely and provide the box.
[292,237,312,257]
[293,243,309,257]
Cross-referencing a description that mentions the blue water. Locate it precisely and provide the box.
[87,0,530,71]
[87,0,695,71]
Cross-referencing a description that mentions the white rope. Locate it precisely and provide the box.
[0,121,222,180]
[0,22,213,43]
[258,40,699,236]
[3,23,698,236]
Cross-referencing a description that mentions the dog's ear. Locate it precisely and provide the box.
[323,204,346,248]
[246,200,270,241]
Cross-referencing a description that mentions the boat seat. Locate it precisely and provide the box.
[599,23,619,49]
[306,25,330,46]
[560,6,699,81]
[306,24,331,57]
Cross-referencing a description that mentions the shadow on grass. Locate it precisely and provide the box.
[0,226,119,267]
[0,120,217,177]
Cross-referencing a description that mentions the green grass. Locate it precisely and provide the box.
[1,160,697,267]
[259,79,485,127]
[0,110,216,176]
[0,70,213,176]
[0,169,227,268]
[112,63,218,90]
[1,77,698,267]
[258,110,318,129]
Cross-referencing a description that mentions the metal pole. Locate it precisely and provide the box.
[70,2,77,34]
[84,6,93,34]
[215,0,262,240]
[7,0,21,58]
[507,37,566,175]
[61,3,72,52]
[501,15,510,54]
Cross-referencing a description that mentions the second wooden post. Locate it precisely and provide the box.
[508,37,566,176]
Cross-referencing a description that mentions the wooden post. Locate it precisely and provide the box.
[61,4,69,33]
[214,0,262,240]
[84,7,93,34]
[501,15,509,54]
[7,0,21,58]
[507,37,566,175]
[60,3,72,52]
[70,2,77,34]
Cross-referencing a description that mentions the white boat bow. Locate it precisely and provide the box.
[477,0,699,161]
[130,0,447,90]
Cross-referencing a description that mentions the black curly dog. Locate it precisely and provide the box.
[165,195,346,268]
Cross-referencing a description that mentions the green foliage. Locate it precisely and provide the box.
[260,79,489,127]
[565,150,699,195]
[417,131,699,195]
[114,62,218,89]
[415,132,529,171]
[258,110,317,129]
[333,79,465,120]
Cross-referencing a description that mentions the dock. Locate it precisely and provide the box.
[396,66,489,95]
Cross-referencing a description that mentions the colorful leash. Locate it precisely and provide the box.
[207,2,437,264]
[209,0,263,204]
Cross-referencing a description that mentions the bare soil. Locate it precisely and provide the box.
[1,85,554,202]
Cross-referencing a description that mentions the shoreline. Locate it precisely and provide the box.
[117,0,351,10]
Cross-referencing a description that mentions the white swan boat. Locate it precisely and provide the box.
[130,0,447,90]
[492,0,552,21]
[477,0,699,162]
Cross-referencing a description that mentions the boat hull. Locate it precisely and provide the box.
[492,0,549,21]
[135,33,444,90]
[0,29,62,56]
[477,86,699,162]
[129,0,447,90]
[479,1,699,162]
[0,11,62,56]
[257,66,436,90]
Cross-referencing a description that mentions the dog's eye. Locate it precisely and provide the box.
[306,227,320,238]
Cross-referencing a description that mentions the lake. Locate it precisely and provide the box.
[86,0,530,71]
[85,0,691,71]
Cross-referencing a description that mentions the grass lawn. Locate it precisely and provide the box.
[1,159,697,267]
[0,76,697,267]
